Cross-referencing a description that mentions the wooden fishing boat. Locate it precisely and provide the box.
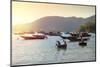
[56,40,67,48]
[20,33,47,40]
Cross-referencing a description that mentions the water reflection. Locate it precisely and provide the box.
[55,46,67,61]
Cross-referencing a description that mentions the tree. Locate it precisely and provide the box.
[79,21,95,33]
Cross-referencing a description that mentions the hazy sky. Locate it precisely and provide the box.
[12,1,95,25]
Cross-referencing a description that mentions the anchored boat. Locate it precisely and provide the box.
[56,40,67,48]
[20,33,47,40]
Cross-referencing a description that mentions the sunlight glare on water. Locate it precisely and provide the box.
[12,33,95,66]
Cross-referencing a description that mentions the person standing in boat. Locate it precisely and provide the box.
[80,32,83,39]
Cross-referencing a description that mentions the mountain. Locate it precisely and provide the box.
[85,15,96,23]
[13,15,95,33]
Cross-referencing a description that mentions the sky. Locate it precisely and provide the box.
[12,1,95,25]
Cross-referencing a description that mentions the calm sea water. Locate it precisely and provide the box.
[12,33,96,66]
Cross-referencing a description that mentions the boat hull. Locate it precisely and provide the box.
[56,44,67,48]
[79,42,87,46]
[21,36,45,40]
[61,36,89,41]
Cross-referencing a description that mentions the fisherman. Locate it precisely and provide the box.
[80,32,83,39]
